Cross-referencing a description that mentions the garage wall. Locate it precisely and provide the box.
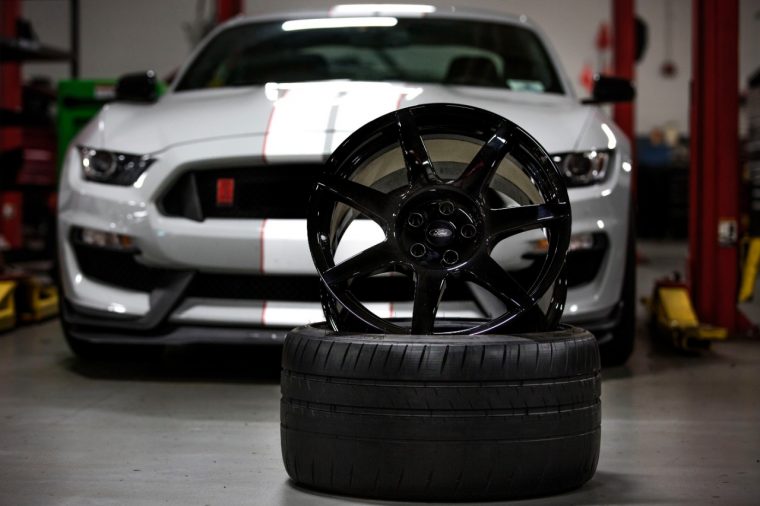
[22,0,198,83]
[19,0,760,135]
[636,0,692,134]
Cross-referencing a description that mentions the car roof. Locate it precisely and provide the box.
[222,4,535,31]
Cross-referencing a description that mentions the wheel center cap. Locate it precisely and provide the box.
[426,221,456,247]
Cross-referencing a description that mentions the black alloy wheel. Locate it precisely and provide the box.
[308,103,572,335]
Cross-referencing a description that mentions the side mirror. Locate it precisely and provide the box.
[582,75,635,104]
[115,71,158,103]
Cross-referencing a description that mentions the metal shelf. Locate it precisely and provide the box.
[0,37,70,63]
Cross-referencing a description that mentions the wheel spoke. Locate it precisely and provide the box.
[321,241,396,286]
[453,121,514,196]
[465,255,533,310]
[411,269,447,334]
[318,176,390,226]
[396,109,439,186]
[488,202,569,241]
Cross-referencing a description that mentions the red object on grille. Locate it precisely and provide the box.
[216,178,235,206]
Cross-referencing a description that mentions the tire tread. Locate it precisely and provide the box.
[281,324,601,501]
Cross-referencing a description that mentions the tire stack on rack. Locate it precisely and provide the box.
[280,104,601,501]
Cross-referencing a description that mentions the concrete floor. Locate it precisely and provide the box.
[1,241,759,506]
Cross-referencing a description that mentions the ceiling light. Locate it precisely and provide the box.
[282,17,398,31]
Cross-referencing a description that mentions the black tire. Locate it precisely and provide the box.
[280,323,601,501]
[599,212,636,367]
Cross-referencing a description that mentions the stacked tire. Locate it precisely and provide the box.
[281,324,601,501]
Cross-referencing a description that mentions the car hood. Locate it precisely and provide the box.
[90,81,605,157]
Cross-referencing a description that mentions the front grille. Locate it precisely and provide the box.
[186,273,472,302]
[188,273,322,301]
[74,236,600,306]
[73,245,597,302]
[187,273,416,302]
[160,164,324,221]
[72,242,471,302]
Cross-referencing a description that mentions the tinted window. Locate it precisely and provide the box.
[176,17,564,94]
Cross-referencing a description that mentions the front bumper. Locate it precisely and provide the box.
[62,293,626,346]
[62,299,288,346]
[59,136,632,340]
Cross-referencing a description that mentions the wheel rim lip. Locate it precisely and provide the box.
[308,103,571,335]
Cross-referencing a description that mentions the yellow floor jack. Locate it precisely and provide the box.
[15,275,59,323]
[738,237,760,327]
[0,273,59,331]
[1,248,59,331]
[645,274,728,351]
[0,280,17,332]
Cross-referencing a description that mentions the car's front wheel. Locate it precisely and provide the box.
[598,218,636,367]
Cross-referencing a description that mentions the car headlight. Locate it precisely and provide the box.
[79,147,155,185]
[552,150,612,187]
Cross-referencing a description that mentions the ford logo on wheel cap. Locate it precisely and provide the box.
[429,228,452,239]
[426,221,456,247]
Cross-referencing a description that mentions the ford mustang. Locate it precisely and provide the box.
[58,4,635,364]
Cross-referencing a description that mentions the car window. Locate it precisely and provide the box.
[175,17,564,94]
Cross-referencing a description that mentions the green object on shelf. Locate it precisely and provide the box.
[56,78,166,170]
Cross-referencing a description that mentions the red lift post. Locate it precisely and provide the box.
[216,0,243,24]
[1,0,23,251]
[0,0,22,153]
[689,0,740,331]
[612,0,635,155]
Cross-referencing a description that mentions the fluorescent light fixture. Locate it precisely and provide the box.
[600,123,617,150]
[331,4,435,15]
[282,17,398,31]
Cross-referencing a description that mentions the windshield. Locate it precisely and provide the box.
[175,17,564,94]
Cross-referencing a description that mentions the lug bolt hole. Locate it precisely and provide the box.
[439,201,455,216]
[407,212,424,228]
[442,249,459,265]
[461,224,477,239]
[410,243,426,258]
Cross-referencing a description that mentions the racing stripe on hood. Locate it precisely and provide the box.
[323,91,347,158]
[328,84,411,153]
[261,86,338,162]
[261,82,420,160]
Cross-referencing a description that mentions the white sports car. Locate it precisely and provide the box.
[58,4,635,364]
